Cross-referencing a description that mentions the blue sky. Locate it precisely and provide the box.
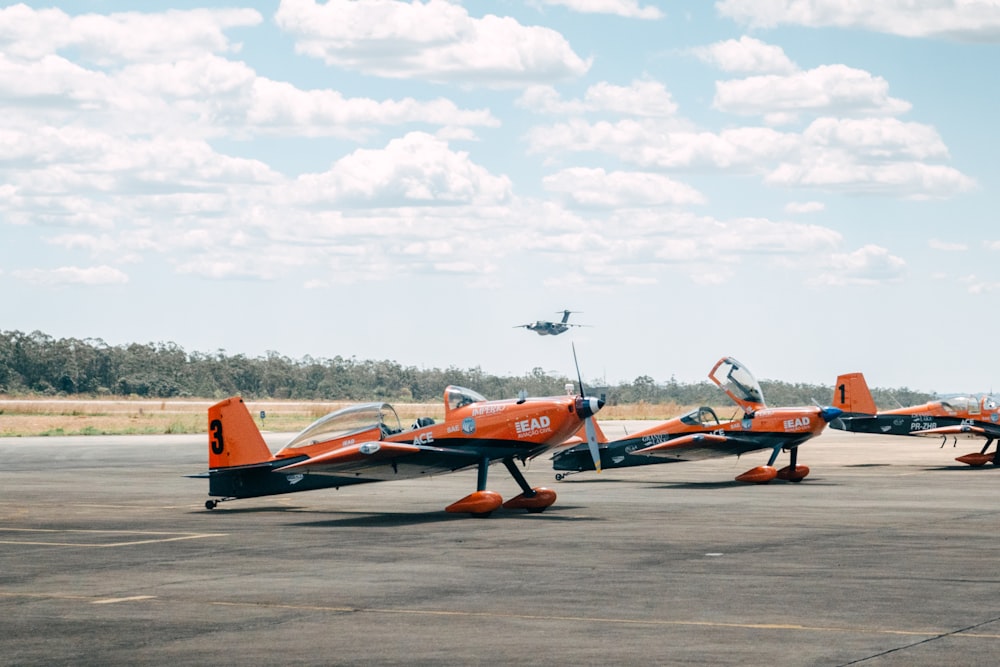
[2,1,999,394]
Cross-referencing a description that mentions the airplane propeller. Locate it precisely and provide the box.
[811,398,844,424]
[572,343,603,473]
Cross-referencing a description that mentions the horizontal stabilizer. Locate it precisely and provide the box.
[634,433,729,456]
[282,441,422,470]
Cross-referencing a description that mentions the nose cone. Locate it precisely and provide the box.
[819,406,843,423]
[575,395,605,419]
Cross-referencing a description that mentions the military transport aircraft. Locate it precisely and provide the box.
[515,310,587,336]
[552,357,842,483]
[197,382,604,515]
[830,372,1000,466]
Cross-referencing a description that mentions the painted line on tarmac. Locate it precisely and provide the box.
[208,600,1000,639]
[92,595,157,604]
[0,527,226,547]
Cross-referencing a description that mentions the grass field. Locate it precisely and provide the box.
[0,397,706,437]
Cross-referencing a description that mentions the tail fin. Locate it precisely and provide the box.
[833,373,877,415]
[208,397,274,469]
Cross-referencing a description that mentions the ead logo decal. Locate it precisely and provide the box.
[462,418,476,435]
[515,415,551,437]
[783,417,811,431]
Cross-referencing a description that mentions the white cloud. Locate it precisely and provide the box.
[528,116,974,198]
[0,4,261,64]
[274,0,591,86]
[518,80,679,117]
[928,239,967,251]
[12,265,129,286]
[810,244,906,286]
[0,8,499,140]
[527,119,796,169]
[693,36,797,74]
[542,0,665,20]
[290,132,513,207]
[543,168,706,207]
[714,65,911,119]
[785,201,825,214]
[717,0,1000,42]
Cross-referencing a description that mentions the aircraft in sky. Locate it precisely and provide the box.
[552,357,842,483]
[514,309,587,336]
[197,382,604,516]
[830,372,1000,466]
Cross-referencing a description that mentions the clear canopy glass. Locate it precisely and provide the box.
[282,402,402,450]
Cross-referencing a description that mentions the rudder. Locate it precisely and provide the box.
[208,397,274,469]
[833,373,877,415]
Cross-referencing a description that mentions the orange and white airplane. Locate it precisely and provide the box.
[830,372,1000,466]
[553,357,842,483]
[196,383,604,516]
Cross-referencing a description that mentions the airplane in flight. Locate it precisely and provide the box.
[515,310,587,336]
[552,357,842,483]
[197,380,604,516]
[830,372,1000,466]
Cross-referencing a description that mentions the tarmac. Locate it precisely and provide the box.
[1,424,998,666]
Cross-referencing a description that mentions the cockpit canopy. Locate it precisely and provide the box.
[282,402,402,450]
[940,395,998,415]
[445,385,487,412]
[708,357,765,412]
[680,406,721,427]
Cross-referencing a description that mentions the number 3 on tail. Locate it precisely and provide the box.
[210,419,224,454]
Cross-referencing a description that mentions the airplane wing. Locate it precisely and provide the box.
[277,441,481,478]
[632,433,760,461]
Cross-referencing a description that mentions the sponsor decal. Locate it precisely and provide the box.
[514,415,552,438]
[612,456,625,464]
[640,434,669,448]
[892,419,904,427]
[992,413,999,423]
[472,405,506,417]
[413,432,434,445]
[783,416,811,431]
[286,474,304,485]
[742,419,752,430]
[881,426,892,433]
[462,418,476,435]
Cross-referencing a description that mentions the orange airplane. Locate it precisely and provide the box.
[830,372,1000,466]
[197,383,604,516]
[552,357,842,483]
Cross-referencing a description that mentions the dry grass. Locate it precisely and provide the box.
[0,396,727,437]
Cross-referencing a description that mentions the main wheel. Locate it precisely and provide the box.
[205,499,218,510]
[555,474,565,481]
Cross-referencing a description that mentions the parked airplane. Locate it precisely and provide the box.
[197,382,604,515]
[830,372,1000,466]
[552,357,842,483]
[515,310,587,336]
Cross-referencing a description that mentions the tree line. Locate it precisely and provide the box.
[0,329,933,408]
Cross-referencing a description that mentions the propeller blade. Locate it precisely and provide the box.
[572,342,585,396]
[585,415,601,473]
[572,343,602,472]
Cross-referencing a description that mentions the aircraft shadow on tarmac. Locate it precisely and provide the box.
[288,508,600,529]
[559,477,837,490]
[190,505,599,527]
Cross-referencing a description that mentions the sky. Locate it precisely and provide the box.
[2,0,999,395]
